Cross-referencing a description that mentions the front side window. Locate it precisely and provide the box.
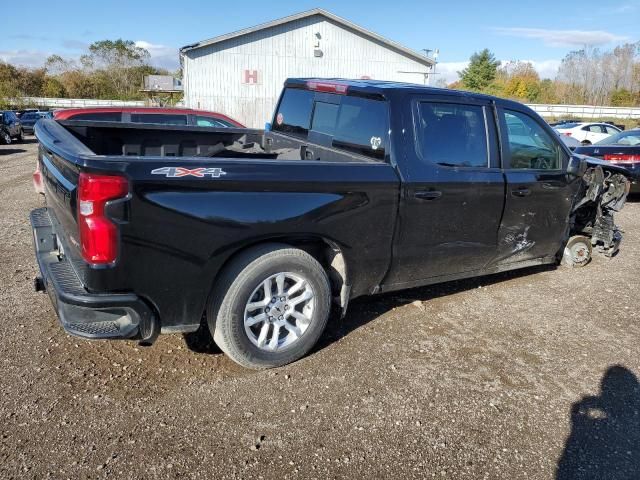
[195,116,233,127]
[416,102,489,167]
[272,88,314,137]
[502,110,561,170]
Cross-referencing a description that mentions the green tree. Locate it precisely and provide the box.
[610,88,636,106]
[459,49,501,91]
[82,39,150,98]
[42,77,66,97]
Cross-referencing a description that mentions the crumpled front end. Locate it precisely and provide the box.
[570,165,630,258]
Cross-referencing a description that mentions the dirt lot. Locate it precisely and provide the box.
[1,138,639,479]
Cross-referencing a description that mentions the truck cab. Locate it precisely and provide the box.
[30,78,629,369]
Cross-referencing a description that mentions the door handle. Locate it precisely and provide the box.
[511,186,531,197]
[414,190,442,201]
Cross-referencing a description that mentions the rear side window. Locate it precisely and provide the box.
[416,102,489,167]
[69,112,122,122]
[131,113,188,125]
[327,96,389,160]
[272,88,314,136]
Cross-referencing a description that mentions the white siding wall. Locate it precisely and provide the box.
[183,15,430,127]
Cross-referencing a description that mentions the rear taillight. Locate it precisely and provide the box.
[77,173,128,265]
[603,154,640,164]
[563,132,572,137]
[33,161,44,195]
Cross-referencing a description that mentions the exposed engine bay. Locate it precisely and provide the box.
[568,165,630,264]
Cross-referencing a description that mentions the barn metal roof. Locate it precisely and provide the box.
[179,8,435,67]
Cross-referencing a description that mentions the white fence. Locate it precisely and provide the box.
[526,104,640,120]
[6,96,640,120]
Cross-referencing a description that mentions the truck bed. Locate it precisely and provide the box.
[54,120,381,164]
[33,118,401,335]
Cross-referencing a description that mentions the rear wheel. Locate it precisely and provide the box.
[16,129,23,143]
[1,130,11,145]
[208,244,331,369]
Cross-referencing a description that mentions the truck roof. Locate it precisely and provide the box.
[285,77,513,104]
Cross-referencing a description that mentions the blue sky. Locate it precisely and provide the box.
[2,0,639,83]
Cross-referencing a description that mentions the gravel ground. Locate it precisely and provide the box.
[1,138,639,479]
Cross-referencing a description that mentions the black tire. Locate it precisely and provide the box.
[581,140,591,146]
[207,243,331,369]
[1,130,11,145]
[16,129,23,143]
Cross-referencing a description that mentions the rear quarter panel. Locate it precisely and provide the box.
[113,158,400,329]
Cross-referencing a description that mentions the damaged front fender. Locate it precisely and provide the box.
[570,161,630,258]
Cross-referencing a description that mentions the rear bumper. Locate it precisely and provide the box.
[30,208,158,342]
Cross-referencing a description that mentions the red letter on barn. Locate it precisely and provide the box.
[244,70,259,84]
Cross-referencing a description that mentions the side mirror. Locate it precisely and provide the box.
[567,156,587,177]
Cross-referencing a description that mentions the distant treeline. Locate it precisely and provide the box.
[2,39,639,109]
[447,42,640,107]
[0,39,178,108]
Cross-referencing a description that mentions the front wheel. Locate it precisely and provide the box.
[208,244,331,369]
[581,140,591,146]
[1,130,11,145]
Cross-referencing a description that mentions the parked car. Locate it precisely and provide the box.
[30,78,630,369]
[574,129,640,192]
[0,110,24,144]
[549,119,583,127]
[15,108,38,119]
[53,107,244,128]
[557,132,581,150]
[555,122,621,145]
[20,111,53,134]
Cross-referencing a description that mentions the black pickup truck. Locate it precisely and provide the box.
[30,78,629,369]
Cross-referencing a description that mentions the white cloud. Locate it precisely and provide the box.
[526,59,562,79]
[434,61,469,84]
[492,27,629,47]
[0,41,180,71]
[436,59,562,85]
[134,41,179,71]
[0,49,51,68]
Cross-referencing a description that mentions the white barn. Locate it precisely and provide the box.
[180,9,435,128]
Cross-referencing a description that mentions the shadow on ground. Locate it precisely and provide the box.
[0,148,26,155]
[183,264,555,356]
[556,365,640,479]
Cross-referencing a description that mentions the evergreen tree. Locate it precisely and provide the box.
[459,49,501,91]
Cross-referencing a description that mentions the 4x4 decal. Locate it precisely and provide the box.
[151,167,227,178]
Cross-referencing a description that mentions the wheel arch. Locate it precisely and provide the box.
[205,235,351,323]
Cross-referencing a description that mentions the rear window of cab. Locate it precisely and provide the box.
[272,87,389,161]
